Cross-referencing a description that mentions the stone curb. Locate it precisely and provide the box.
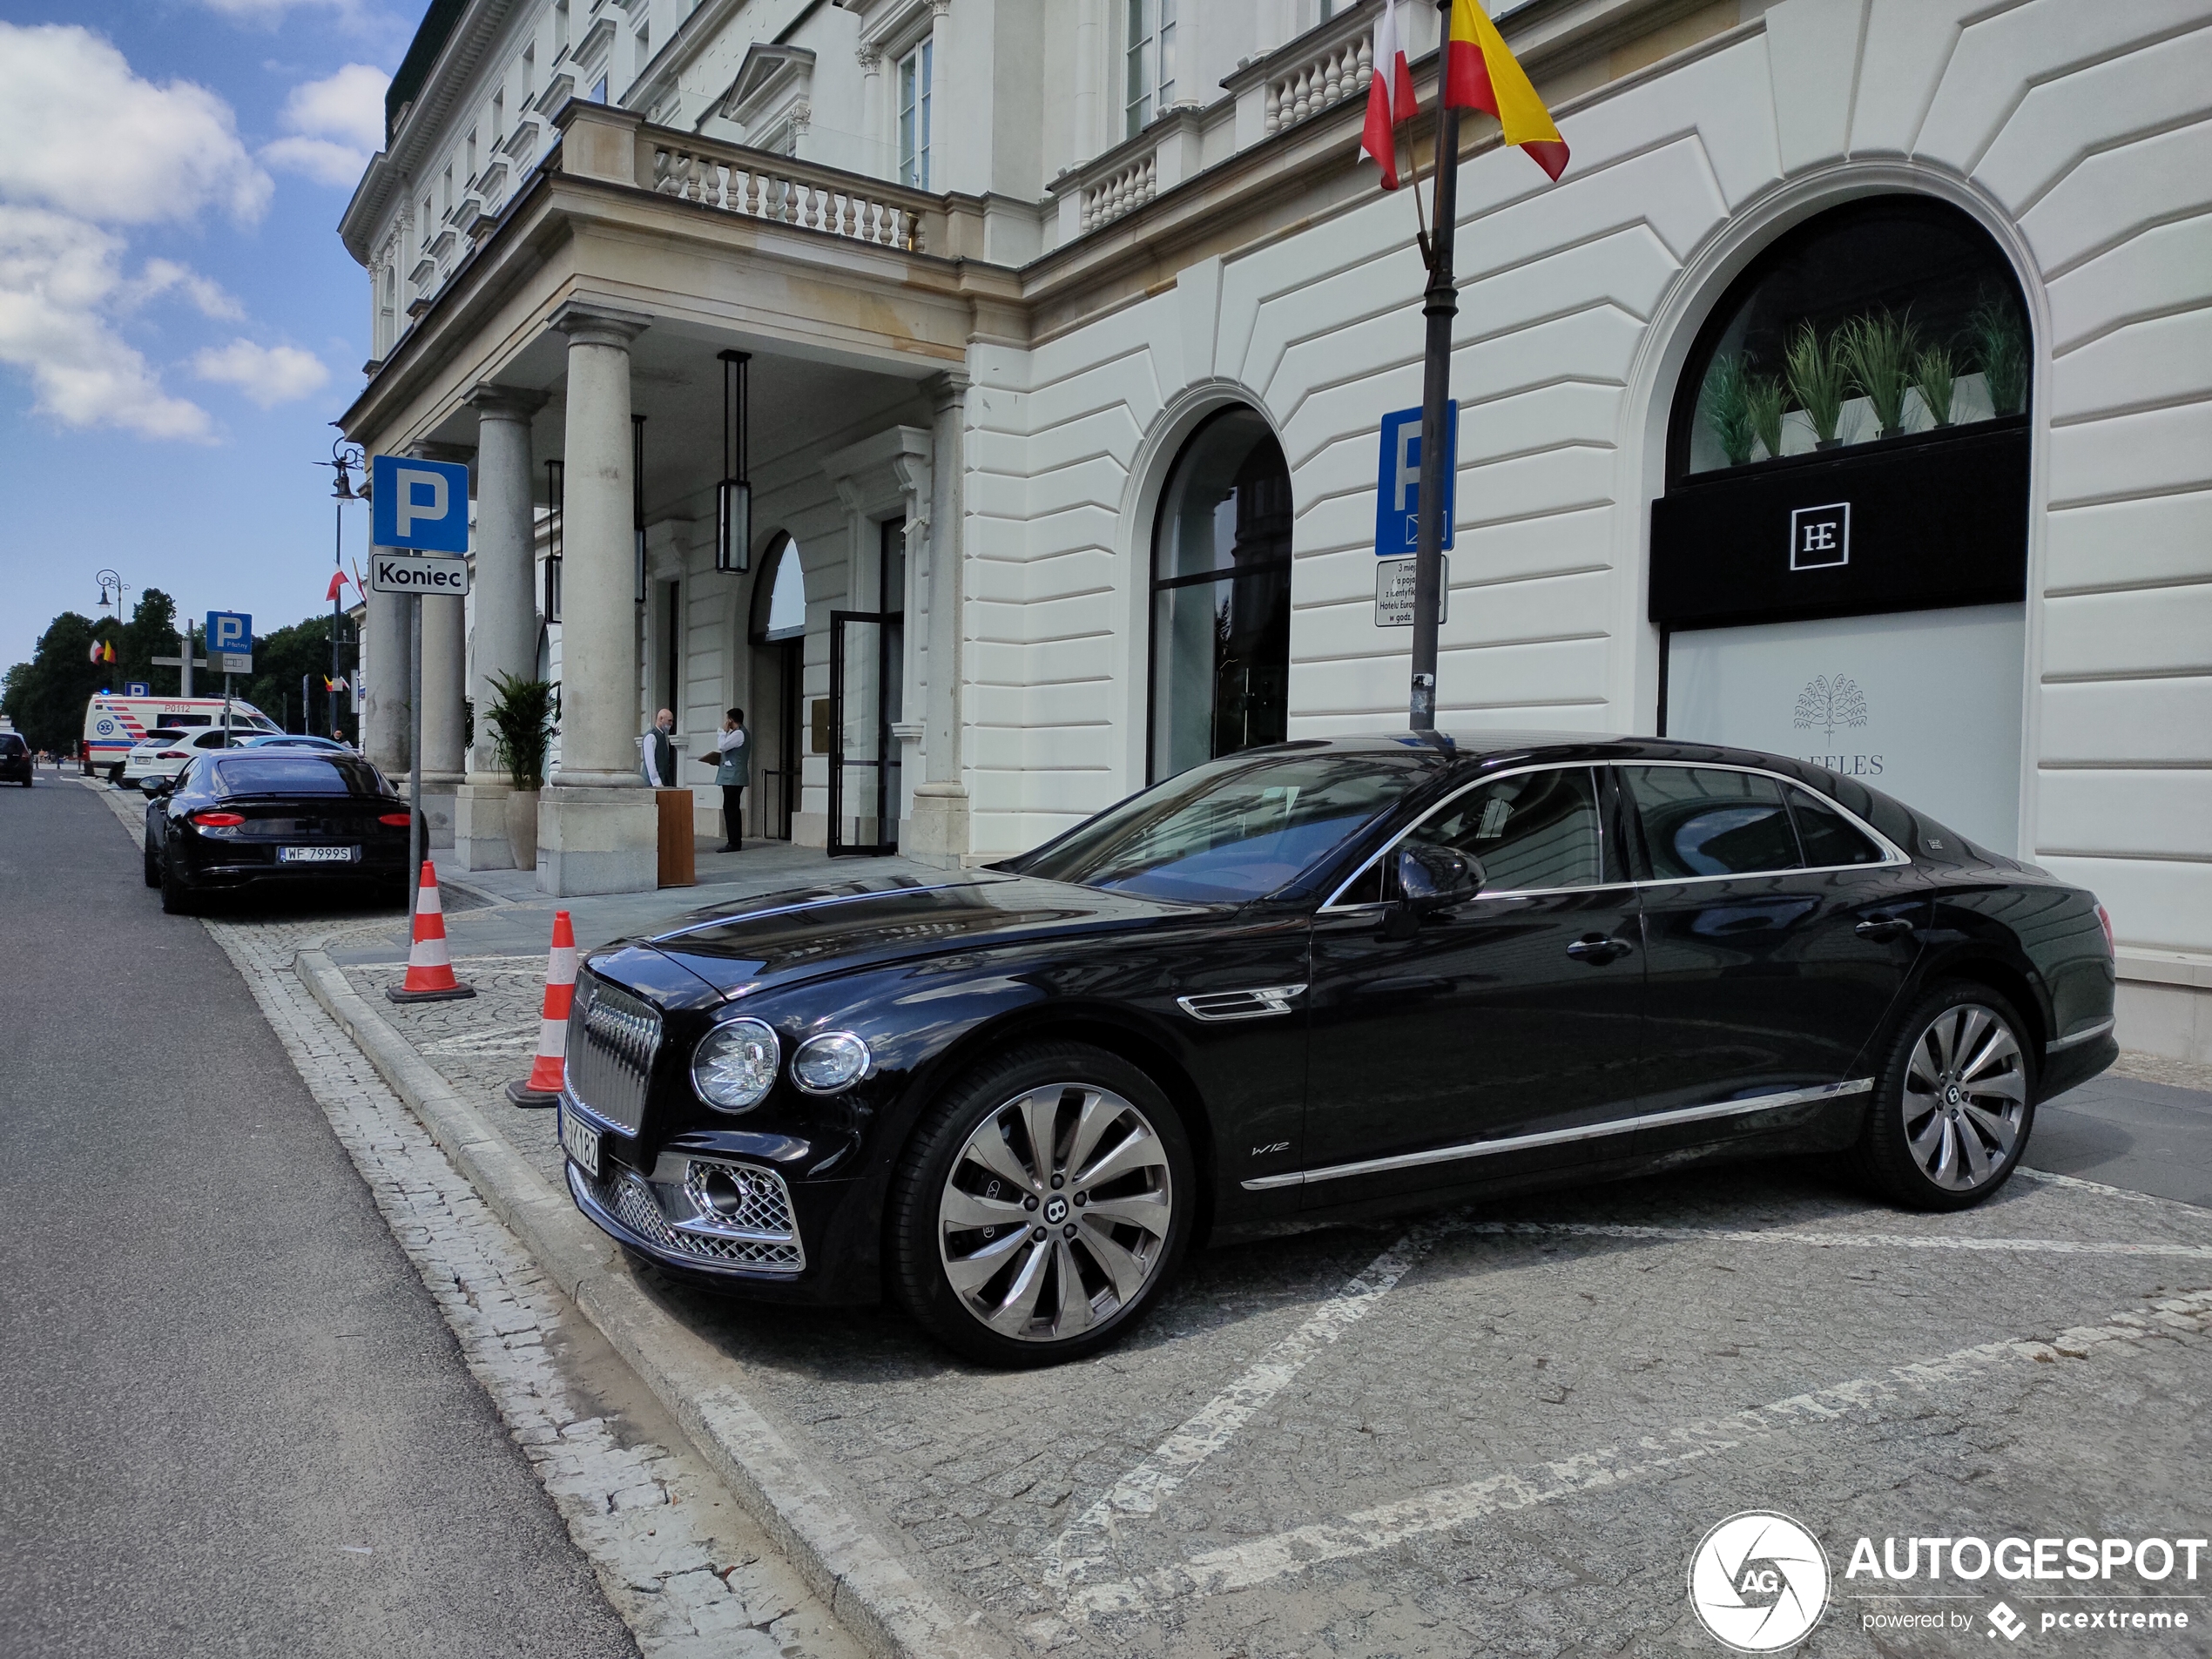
[294,948,1006,1659]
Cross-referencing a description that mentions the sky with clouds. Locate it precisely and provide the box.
[0,0,420,681]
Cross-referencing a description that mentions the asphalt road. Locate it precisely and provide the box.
[0,777,637,1656]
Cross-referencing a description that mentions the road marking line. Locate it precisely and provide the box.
[1043,1289,2212,1625]
[1039,1223,1438,1591]
[1453,1219,2212,1260]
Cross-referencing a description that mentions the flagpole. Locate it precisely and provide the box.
[1409,2,1460,732]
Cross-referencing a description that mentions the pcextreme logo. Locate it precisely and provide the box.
[1689,1512,1831,1651]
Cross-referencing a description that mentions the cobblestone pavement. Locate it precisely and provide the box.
[354,941,2212,1657]
[88,784,859,1659]
[109,784,2212,1657]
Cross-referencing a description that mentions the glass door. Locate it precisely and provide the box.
[827,519,906,857]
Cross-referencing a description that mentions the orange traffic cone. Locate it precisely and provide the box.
[386,861,476,1003]
[507,910,577,1108]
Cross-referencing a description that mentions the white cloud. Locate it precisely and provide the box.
[192,338,330,406]
[0,24,271,226]
[198,0,364,24]
[123,259,246,320]
[0,206,215,440]
[263,64,389,187]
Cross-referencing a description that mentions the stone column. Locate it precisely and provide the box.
[453,385,547,870]
[362,578,411,775]
[539,300,658,895]
[412,441,472,853]
[907,369,970,866]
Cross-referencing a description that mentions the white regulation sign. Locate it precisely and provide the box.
[368,552,472,596]
[1374,556,1448,627]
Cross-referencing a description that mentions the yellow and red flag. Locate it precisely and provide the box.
[1444,0,1569,180]
[1358,0,1420,189]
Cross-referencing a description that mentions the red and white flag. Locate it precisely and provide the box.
[1359,0,1420,189]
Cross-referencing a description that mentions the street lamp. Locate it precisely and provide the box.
[318,440,366,741]
[93,569,126,684]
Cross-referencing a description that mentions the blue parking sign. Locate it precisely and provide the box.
[1375,402,1457,556]
[372,454,471,553]
[205,611,252,654]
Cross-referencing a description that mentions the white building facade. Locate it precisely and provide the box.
[337,0,2212,1063]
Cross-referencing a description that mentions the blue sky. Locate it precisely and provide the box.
[0,0,422,675]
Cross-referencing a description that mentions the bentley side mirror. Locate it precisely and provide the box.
[1384,843,1482,937]
[140,776,167,796]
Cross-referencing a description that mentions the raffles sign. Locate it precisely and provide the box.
[1668,604,2025,853]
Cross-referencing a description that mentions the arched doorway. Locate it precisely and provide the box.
[1650,195,2033,851]
[1146,406,1293,782]
[748,532,806,842]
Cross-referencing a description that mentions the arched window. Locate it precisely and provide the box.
[1673,197,2029,478]
[1148,408,1292,781]
[750,532,806,643]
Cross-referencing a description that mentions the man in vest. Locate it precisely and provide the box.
[640,708,676,787]
[697,707,749,852]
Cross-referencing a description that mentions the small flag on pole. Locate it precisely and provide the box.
[1359,0,1420,190]
[1445,0,1570,180]
[326,570,351,602]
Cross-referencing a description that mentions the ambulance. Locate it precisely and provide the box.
[82,695,279,779]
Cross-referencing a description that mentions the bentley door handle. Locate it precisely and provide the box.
[1566,934,1635,965]
[1854,917,1915,941]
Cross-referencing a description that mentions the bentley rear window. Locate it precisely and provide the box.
[212,757,384,797]
[1022,750,1426,902]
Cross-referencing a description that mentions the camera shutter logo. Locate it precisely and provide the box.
[1688,1512,1830,1652]
[1789,502,1850,570]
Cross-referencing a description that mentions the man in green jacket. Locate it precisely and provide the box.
[698,707,750,852]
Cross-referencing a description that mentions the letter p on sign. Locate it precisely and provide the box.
[372,454,471,553]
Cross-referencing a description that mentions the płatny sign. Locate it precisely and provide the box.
[1375,556,1450,627]
[205,610,253,677]
[368,552,472,596]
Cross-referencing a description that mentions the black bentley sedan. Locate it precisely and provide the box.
[556,734,2118,1366]
[145,751,419,913]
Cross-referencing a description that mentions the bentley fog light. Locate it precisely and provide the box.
[692,1018,779,1112]
[792,1031,870,1094]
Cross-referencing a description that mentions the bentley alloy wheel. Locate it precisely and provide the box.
[1902,1002,2027,1191]
[1859,983,2035,1211]
[937,1082,1175,1343]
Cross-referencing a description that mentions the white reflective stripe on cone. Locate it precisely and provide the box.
[547,945,577,984]
[537,1016,568,1057]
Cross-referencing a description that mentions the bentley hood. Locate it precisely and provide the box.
[594,872,1215,1001]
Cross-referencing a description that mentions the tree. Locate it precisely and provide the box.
[1,612,105,752]
[240,613,341,735]
[118,589,179,693]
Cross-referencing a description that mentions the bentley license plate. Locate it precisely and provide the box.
[279,845,357,863]
[560,1108,601,1178]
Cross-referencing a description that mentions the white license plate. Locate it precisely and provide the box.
[560,1108,601,1178]
[279,845,358,863]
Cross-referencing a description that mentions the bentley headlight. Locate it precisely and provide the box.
[692,1018,779,1112]
[792,1031,871,1094]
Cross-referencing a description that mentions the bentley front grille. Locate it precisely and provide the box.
[578,1159,805,1272]
[564,971,661,1136]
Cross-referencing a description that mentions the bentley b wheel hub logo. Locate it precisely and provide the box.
[1043,1197,1068,1224]
[1689,1512,1830,1651]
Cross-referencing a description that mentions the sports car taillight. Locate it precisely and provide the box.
[379,812,412,826]
[191,811,245,826]
[157,751,185,759]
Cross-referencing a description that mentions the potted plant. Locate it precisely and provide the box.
[483,670,558,870]
[1744,371,1786,461]
[1698,354,1758,467]
[1912,342,1958,428]
[1838,308,1919,438]
[1784,320,1849,448]
[1969,293,2027,416]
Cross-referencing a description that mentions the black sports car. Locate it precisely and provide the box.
[145,751,420,913]
[556,734,2119,1366]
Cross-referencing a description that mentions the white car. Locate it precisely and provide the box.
[121,725,256,786]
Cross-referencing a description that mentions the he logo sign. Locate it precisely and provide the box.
[1789,502,1851,570]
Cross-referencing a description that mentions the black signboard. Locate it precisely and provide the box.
[1649,420,2028,630]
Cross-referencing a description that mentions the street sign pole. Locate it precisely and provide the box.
[1409,62,1463,732]
[408,593,423,922]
